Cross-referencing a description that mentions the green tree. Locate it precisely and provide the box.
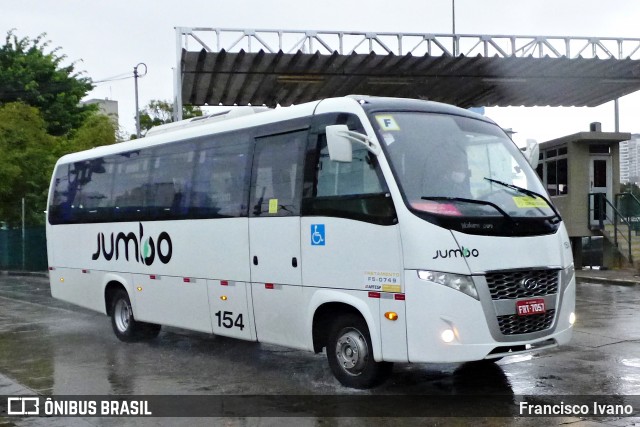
[0,102,117,227]
[136,99,202,137]
[619,183,640,217]
[68,113,117,152]
[0,31,94,136]
[0,102,57,226]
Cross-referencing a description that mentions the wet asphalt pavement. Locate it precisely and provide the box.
[0,274,639,426]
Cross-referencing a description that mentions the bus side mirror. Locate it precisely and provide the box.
[521,138,540,169]
[326,125,353,162]
[325,125,381,163]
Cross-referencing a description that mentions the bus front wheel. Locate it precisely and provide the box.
[326,314,392,389]
[110,289,161,342]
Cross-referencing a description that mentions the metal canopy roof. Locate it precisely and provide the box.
[175,29,640,111]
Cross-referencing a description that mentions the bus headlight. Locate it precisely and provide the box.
[418,271,479,300]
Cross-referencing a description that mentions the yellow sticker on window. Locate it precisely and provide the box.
[513,196,549,208]
[268,198,278,214]
[376,115,400,131]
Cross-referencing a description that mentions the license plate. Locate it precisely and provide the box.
[516,298,546,316]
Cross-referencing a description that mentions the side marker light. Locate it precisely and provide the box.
[220,296,228,301]
[569,312,576,325]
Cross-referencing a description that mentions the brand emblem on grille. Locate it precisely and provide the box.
[520,278,539,291]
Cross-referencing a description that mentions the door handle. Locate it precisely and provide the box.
[292,257,298,268]
[253,256,258,266]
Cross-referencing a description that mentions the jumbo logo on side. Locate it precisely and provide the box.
[91,223,172,265]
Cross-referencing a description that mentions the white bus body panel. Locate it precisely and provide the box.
[399,218,574,363]
[208,280,256,341]
[249,217,305,347]
[133,274,212,333]
[48,218,251,329]
[404,269,574,362]
[300,217,403,291]
[451,230,570,273]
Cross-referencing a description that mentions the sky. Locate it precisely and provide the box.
[3,0,640,144]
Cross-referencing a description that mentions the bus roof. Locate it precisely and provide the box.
[55,96,493,165]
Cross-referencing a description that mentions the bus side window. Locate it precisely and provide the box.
[192,134,251,218]
[147,143,196,219]
[302,115,396,225]
[249,130,307,217]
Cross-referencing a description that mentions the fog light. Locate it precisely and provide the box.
[384,312,398,321]
[569,312,576,325]
[441,329,455,343]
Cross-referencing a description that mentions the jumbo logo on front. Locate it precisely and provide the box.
[91,223,172,265]
[432,246,479,259]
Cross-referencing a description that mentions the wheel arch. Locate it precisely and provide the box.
[308,290,382,361]
[102,273,134,316]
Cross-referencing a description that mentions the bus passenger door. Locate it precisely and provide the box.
[248,130,307,348]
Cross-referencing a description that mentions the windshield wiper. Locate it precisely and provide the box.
[420,196,515,222]
[484,177,561,222]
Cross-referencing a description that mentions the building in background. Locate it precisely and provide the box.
[81,98,119,124]
[619,134,640,185]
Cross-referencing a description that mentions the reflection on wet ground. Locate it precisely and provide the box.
[0,276,639,425]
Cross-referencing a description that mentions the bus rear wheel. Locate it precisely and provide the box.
[326,314,392,389]
[110,289,161,342]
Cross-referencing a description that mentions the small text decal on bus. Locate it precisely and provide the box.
[91,223,173,265]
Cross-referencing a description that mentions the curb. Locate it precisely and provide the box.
[576,275,639,287]
[0,271,49,278]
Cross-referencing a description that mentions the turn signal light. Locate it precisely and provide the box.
[136,287,143,292]
[220,295,228,301]
[384,312,398,321]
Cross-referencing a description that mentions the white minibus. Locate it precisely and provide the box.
[47,96,575,388]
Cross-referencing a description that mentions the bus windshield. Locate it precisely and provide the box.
[371,112,556,221]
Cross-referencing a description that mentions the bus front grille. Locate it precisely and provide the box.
[497,310,556,335]
[485,269,559,300]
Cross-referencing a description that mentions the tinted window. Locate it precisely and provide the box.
[147,143,196,219]
[112,151,152,220]
[49,157,117,223]
[302,113,396,225]
[250,130,307,217]
[192,134,251,217]
[49,131,254,224]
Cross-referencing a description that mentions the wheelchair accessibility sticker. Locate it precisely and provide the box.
[311,224,325,246]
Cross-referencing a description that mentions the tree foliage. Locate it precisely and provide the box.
[0,103,57,226]
[0,102,117,227]
[0,31,117,227]
[0,31,94,136]
[137,99,202,136]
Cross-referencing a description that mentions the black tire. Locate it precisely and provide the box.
[110,289,161,342]
[326,314,392,389]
